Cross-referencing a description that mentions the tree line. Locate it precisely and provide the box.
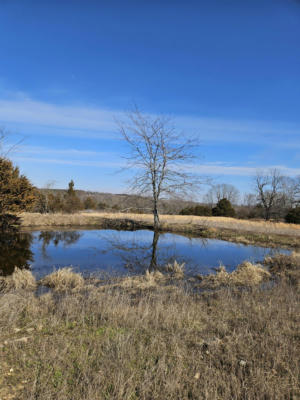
[35,180,107,214]
[180,171,300,223]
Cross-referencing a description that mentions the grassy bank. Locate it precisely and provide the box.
[0,255,299,399]
[21,212,300,248]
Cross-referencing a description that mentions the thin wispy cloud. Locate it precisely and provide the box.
[0,97,118,138]
[13,156,124,169]
[9,144,116,158]
[189,163,300,177]
[1,95,299,145]
[12,150,300,177]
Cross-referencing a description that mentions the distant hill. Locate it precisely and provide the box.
[39,188,199,214]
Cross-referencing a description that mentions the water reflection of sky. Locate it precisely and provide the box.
[27,229,290,279]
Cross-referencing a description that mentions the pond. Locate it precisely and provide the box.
[0,229,291,278]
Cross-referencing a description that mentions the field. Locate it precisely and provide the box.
[21,212,300,248]
[0,254,299,400]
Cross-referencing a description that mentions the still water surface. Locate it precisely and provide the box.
[0,229,290,278]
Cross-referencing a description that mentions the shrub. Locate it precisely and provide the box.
[180,205,212,216]
[84,196,97,210]
[97,201,107,210]
[212,198,235,217]
[48,193,64,213]
[285,207,300,224]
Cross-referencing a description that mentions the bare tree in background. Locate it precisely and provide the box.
[204,183,240,206]
[254,169,284,221]
[282,176,300,207]
[42,180,57,213]
[294,176,300,205]
[117,107,202,230]
[243,193,257,208]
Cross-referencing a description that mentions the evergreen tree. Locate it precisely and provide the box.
[64,180,82,213]
[285,207,300,224]
[0,157,37,231]
[212,198,235,217]
[67,179,75,196]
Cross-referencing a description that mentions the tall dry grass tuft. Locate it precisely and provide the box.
[164,260,185,277]
[199,261,271,288]
[0,268,36,293]
[41,267,85,292]
[108,270,167,293]
[264,253,300,289]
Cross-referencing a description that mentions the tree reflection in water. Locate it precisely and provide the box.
[102,230,207,273]
[38,231,82,258]
[0,232,33,276]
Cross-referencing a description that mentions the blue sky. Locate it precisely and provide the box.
[0,0,299,199]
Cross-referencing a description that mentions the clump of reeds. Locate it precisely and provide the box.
[0,268,36,293]
[264,253,300,288]
[112,270,166,292]
[200,261,270,288]
[40,267,85,292]
[164,260,185,277]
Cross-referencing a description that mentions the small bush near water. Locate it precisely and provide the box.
[0,256,299,399]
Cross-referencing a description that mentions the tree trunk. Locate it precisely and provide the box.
[265,207,271,221]
[153,198,160,231]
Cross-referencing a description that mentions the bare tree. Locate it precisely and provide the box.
[117,107,202,230]
[243,193,257,208]
[282,176,300,207]
[204,183,240,206]
[254,169,284,221]
[294,176,300,205]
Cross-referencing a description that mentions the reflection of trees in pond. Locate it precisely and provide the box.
[38,231,82,258]
[100,232,153,272]
[102,231,207,273]
[0,232,33,276]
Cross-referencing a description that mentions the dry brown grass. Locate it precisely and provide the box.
[198,262,271,289]
[264,253,300,289]
[21,211,300,235]
[164,260,185,278]
[108,270,168,293]
[40,267,85,292]
[0,268,36,293]
[0,275,299,399]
